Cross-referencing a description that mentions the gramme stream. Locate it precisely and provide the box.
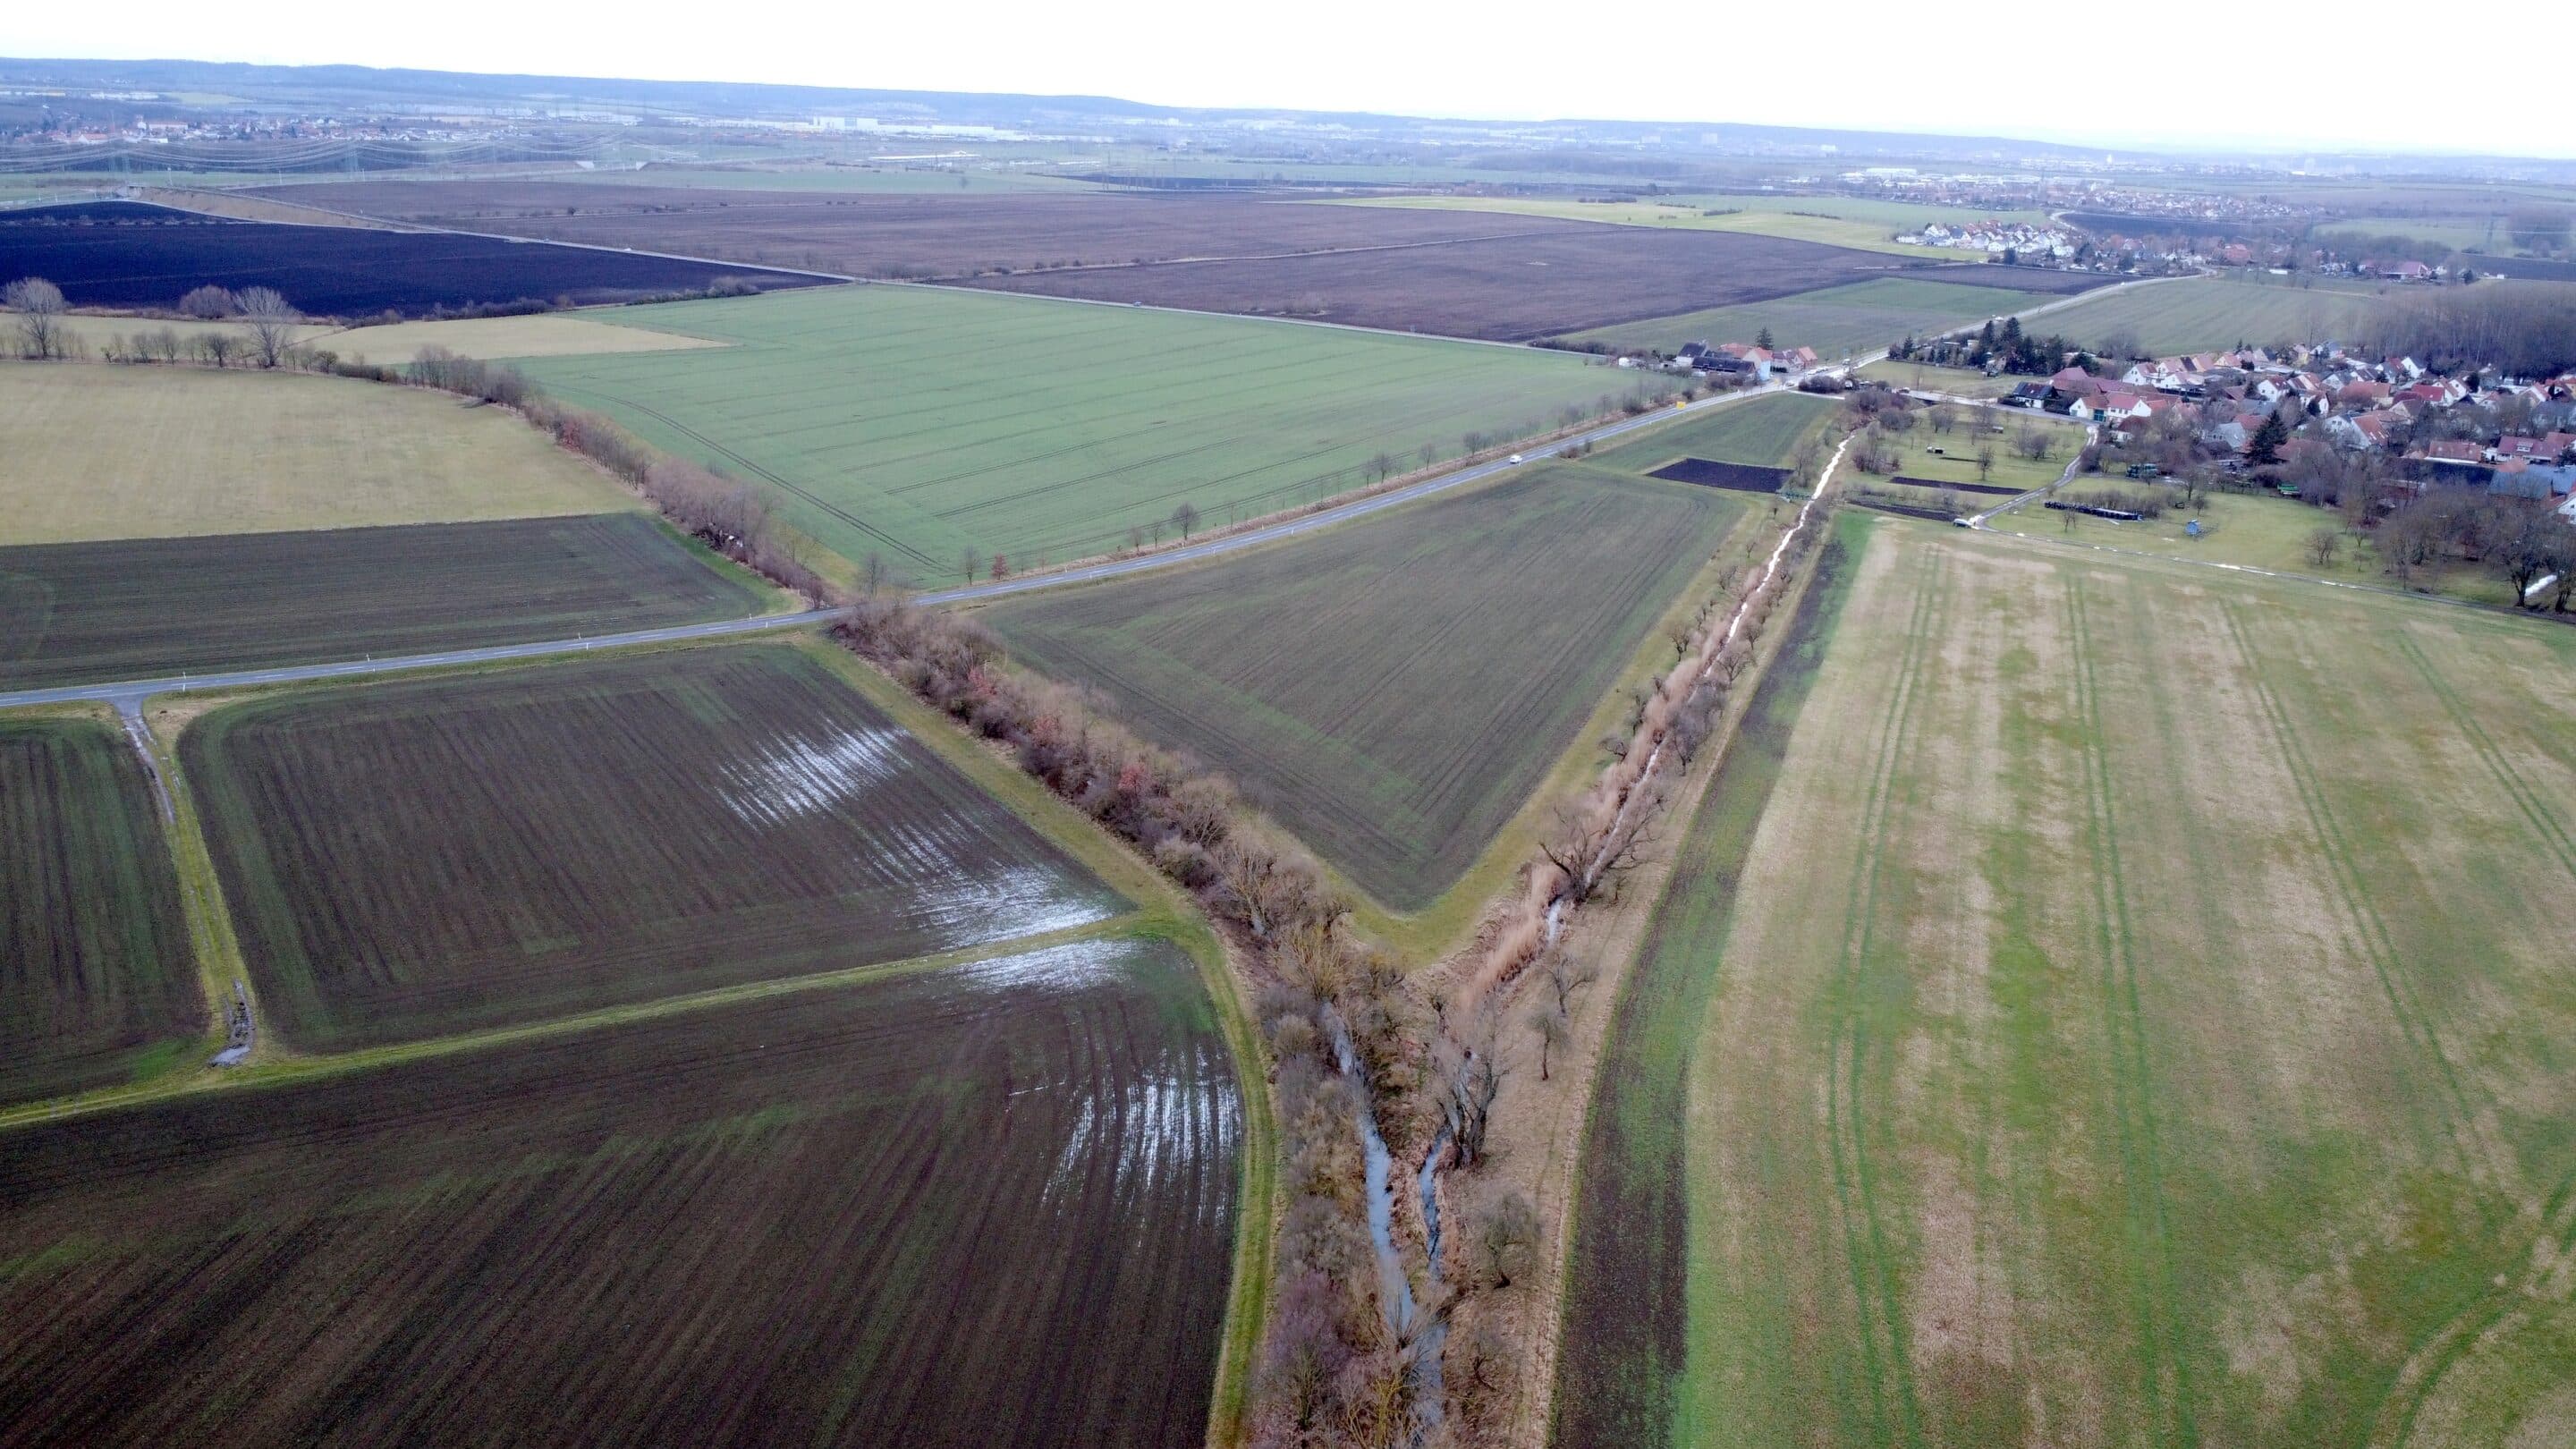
[1329,1014,1449,1427]
[1337,438,1841,1434]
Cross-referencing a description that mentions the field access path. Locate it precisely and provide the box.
[0,380,1799,716]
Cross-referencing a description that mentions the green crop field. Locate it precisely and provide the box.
[1563,277,2062,359]
[0,363,635,544]
[1559,517,2576,1446]
[985,467,1741,910]
[0,513,765,690]
[0,716,199,1106]
[182,644,1127,1050]
[1583,390,1842,476]
[0,936,1241,1448]
[516,283,1666,581]
[2015,274,2391,355]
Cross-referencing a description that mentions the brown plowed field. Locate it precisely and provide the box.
[262,182,1961,340]
[0,716,199,1106]
[962,227,1936,341]
[249,182,1566,275]
[0,936,1241,1448]
[182,644,1127,1050]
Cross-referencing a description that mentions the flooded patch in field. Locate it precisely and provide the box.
[717,724,911,826]
[914,863,1119,943]
[956,938,1139,996]
[1046,1046,1241,1217]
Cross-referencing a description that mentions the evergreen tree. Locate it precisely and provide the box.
[1755,326,1775,350]
[2249,411,2291,467]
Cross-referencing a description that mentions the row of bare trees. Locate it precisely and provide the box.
[828,594,1443,1443]
[8,275,302,367]
[1415,470,1842,1435]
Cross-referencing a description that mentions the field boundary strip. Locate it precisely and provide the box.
[0,911,1146,1134]
[2212,598,2510,1207]
[2064,576,2199,1444]
[1823,538,1947,1448]
[2388,629,2576,886]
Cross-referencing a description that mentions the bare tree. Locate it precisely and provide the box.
[1976,443,1996,481]
[2014,426,2055,462]
[959,547,979,583]
[862,551,886,596]
[2492,504,2558,606]
[1171,501,1199,540]
[1431,1006,1508,1167]
[197,330,241,369]
[1537,785,1665,910]
[2305,526,2343,568]
[1540,945,1601,1022]
[234,285,301,369]
[4,276,66,360]
[1473,1191,1542,1289]
[176,284,237,319]
[1528,1003,1570,1081]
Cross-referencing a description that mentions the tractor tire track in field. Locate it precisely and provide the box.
[1822,544,1945,1449]
[2367,1158,2576,1449]
[2064,579,2199,1446]
[2390,630,2576,886]
[2358,629,2576,1448]
[2213,601,2510,1208]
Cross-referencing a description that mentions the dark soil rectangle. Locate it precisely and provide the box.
[0,936,1239,1448]
[267,182,1952,341]
[1892,475,2024,496]
[962,228,1935,342]
[248,183,1555,279]
[0,716,199,1106]
[986,467,1741,910]
[0,513,764,690]
[0,201,826,318]
[181,643,1127,1050]
[1648,458,1791,491]
[1914,263,2119,295]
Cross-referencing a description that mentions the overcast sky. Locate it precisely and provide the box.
[19,0,2570,160]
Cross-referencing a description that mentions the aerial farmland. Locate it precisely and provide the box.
[516,282,1674,580]
[1559,518,2576,1446]
[9,49,2576,1449]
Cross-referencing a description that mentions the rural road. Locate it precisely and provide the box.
[0,608,849,714]
[0,379,1794,712]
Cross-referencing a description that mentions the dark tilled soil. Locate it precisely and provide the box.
[0,200,825,317]
[262,182,1974,340]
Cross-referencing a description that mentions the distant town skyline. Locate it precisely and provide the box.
[18,0,2575,162]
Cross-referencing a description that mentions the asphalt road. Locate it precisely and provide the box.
[0,607,850,714]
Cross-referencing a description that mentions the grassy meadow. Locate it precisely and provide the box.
[518,283,1663,581]
[310,311,730,362]
[182,643,1125,1049]
[0,363,634,543]
[985,467,1741,911]
[2013,274,2391,355]
[1561,515,2576,1446]
[1854,358,2021,398]
[1349,192,2056,257]
[1563,276,2061,359]
[0,715,200,1106]
[1582,389,1843,476]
